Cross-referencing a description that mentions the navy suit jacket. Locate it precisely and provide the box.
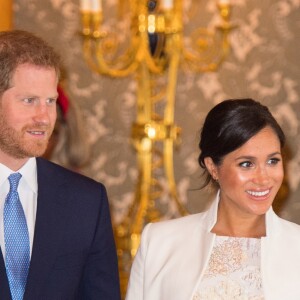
[0,158,121,299]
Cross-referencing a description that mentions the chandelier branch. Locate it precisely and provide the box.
[79,0,235,296]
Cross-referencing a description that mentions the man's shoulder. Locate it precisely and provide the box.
[36,158,109,212]
[36,157,105,191]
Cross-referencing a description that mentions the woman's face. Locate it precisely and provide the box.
[205,126,284,218]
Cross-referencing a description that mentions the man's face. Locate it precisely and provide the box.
[0,63,58,165]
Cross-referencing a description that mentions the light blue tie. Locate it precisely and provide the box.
[4,173,30,300]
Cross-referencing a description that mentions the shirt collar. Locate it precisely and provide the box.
[0,158,37,193]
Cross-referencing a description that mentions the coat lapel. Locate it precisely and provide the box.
[183,194,219,299]
[144,193,219,300]
[166,228,215,300]
[0,248,12,299]
[24,159,70,299]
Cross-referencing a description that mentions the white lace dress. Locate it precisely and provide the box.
[193,236,264,300]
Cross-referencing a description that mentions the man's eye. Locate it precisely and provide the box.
[24,98,35,104]
[47,98,57,105]
[239,161,253,168]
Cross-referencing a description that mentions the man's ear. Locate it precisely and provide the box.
[204,157,218,181]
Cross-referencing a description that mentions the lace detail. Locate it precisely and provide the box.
[193,236,264,300]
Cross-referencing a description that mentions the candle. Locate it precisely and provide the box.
[80,0,91,11]
[161,0,173,10]
[91,0,102,12]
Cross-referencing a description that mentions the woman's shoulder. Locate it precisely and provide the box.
[155,212,205,226]
[276,215,300,232]
[269,211,300,245]
[144,210,208,238]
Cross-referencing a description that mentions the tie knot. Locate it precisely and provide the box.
[8,173,22,192]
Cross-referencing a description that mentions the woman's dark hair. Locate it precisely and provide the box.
[198,98,285,188]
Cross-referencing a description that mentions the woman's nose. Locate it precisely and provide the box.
[252,167,270,185]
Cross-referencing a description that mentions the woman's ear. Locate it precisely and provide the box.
[204,157,218,181]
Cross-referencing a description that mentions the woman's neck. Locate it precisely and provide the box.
[211,202,266,238]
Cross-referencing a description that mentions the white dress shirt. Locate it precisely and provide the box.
[0,158,38,260]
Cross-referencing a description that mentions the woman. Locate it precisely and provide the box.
[125,99,300,300]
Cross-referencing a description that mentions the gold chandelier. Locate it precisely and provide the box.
[80,0,233,295]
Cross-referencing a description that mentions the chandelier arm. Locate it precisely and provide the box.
[129,60,154,242]
[93,36,140,77]
[162,27,188,215]
[136,62,152,123]
[181,23,233,72]
[82,35,138,77]
[183,50,220,72]
[164,139,188,216]
[130,139,153,236]
[80,1,235,297]
[164,34,181,124]
[182,41,225,72]
[83,28,164,77]
[136,20,166,74]
[81,0,163,78]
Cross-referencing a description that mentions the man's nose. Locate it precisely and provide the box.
[32,103,51,124]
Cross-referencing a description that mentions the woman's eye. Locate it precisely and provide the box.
[239,161,253,168]
[268,158,280,165]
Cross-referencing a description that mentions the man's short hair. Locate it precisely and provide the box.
[0,29,61,95]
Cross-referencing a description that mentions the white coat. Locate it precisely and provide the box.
[126,193,300,300]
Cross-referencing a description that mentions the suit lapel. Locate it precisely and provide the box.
[24,159,70,299]
[0,248,12,299]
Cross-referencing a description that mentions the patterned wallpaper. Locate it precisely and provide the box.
[14,0,300,225]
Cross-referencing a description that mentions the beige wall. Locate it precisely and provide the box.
[14,0,300,225]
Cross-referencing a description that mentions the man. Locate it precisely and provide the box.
[0,30,121,299]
